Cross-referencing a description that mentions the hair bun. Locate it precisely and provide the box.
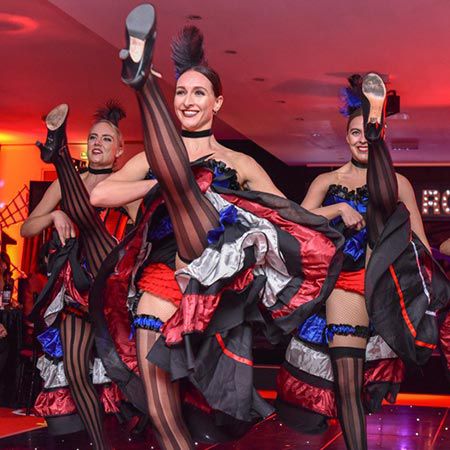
[94,99,126,126]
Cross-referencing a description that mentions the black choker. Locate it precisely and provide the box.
[88,166,113,174]
[351,158,368,169]
[181,129,213,138]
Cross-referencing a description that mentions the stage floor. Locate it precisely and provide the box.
[0,404,448,450]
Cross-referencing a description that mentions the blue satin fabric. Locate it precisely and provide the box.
[297,314,327,345]
[148,215,173,241]
[323,185,369,262]
[130,315,164,339]
[207,204,238,244]
[148,161,240,242]
[37,327,63,358]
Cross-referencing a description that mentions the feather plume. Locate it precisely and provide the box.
[171,26,206,78]
[339,74,363,117]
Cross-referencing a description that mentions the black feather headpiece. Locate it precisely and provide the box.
[94,100,126,127]
[171,26,207,79]
[339,74,363,117]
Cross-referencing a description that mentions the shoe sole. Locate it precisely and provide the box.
[126,4,156,41]
[46,104,69,131]
[362,73,386,124]
[122,4,156,84]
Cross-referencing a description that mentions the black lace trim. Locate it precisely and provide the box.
[326,184,369,203]
[206,159,241,191]
[144,159,240,190]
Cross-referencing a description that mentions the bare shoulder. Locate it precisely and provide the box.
[111,151,149,181]
[311,171,338,189]
[396,172,414,194]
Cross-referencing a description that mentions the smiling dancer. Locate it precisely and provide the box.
[90,5,344,449]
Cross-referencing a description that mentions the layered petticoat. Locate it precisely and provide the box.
[30,235,124,433]
[90,166,344,426]
[277,202,450,432]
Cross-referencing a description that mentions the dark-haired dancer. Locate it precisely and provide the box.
[21,102,137,450]
[277,74,450,450]
[91,6,343,450]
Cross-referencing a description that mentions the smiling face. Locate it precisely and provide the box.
[346,115,368,164]
[87,121,123,167]
[174,69,223,131]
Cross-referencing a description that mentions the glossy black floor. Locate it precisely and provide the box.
[0,404,449,449]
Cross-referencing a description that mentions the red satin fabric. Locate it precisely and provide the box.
[62,262,89,307]
[163,268,254,345]
[220,193,336,319]
[277,366,336,417]
[34,384,122,417]
[34,387,77,417]
[137,263,182,306]
[335,269,365,296]
[277,357,405,418]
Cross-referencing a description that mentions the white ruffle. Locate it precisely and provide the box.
[37,356,112,389]
[286,335,398,382]
[176,191,291,308]
[43,285,78,327]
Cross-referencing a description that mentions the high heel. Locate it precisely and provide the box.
[361,73,386,141]
[120,3,157,89]
[35,103,69,163]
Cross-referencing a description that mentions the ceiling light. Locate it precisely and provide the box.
[0,13,38,35]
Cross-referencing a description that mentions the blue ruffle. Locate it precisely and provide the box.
[325,324,369,342]
[37,327,63,358]
[297,314,327,345]
[148,215,174,241]
[207,204,238,245]
[130,315,164,339]
[343,228,367,261]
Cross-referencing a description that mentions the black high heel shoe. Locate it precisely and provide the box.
[35,103,69,163]
[120,3,157,89]
[361,73,386,142]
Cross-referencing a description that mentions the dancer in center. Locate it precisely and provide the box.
[91,4,343,449]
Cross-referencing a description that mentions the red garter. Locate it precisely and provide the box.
[335,269,365,295]
[137,263,182,306]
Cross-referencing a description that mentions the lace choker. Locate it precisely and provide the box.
[351,158,368,169]
[181,129,213,138]
[88,166,113,174]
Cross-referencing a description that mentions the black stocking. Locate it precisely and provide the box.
[329,347,367,450]
[136,77,219,262]
[136,328,193,450]
[60,315,110,450]
[366,138,398,248]
[55,146,116,275]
